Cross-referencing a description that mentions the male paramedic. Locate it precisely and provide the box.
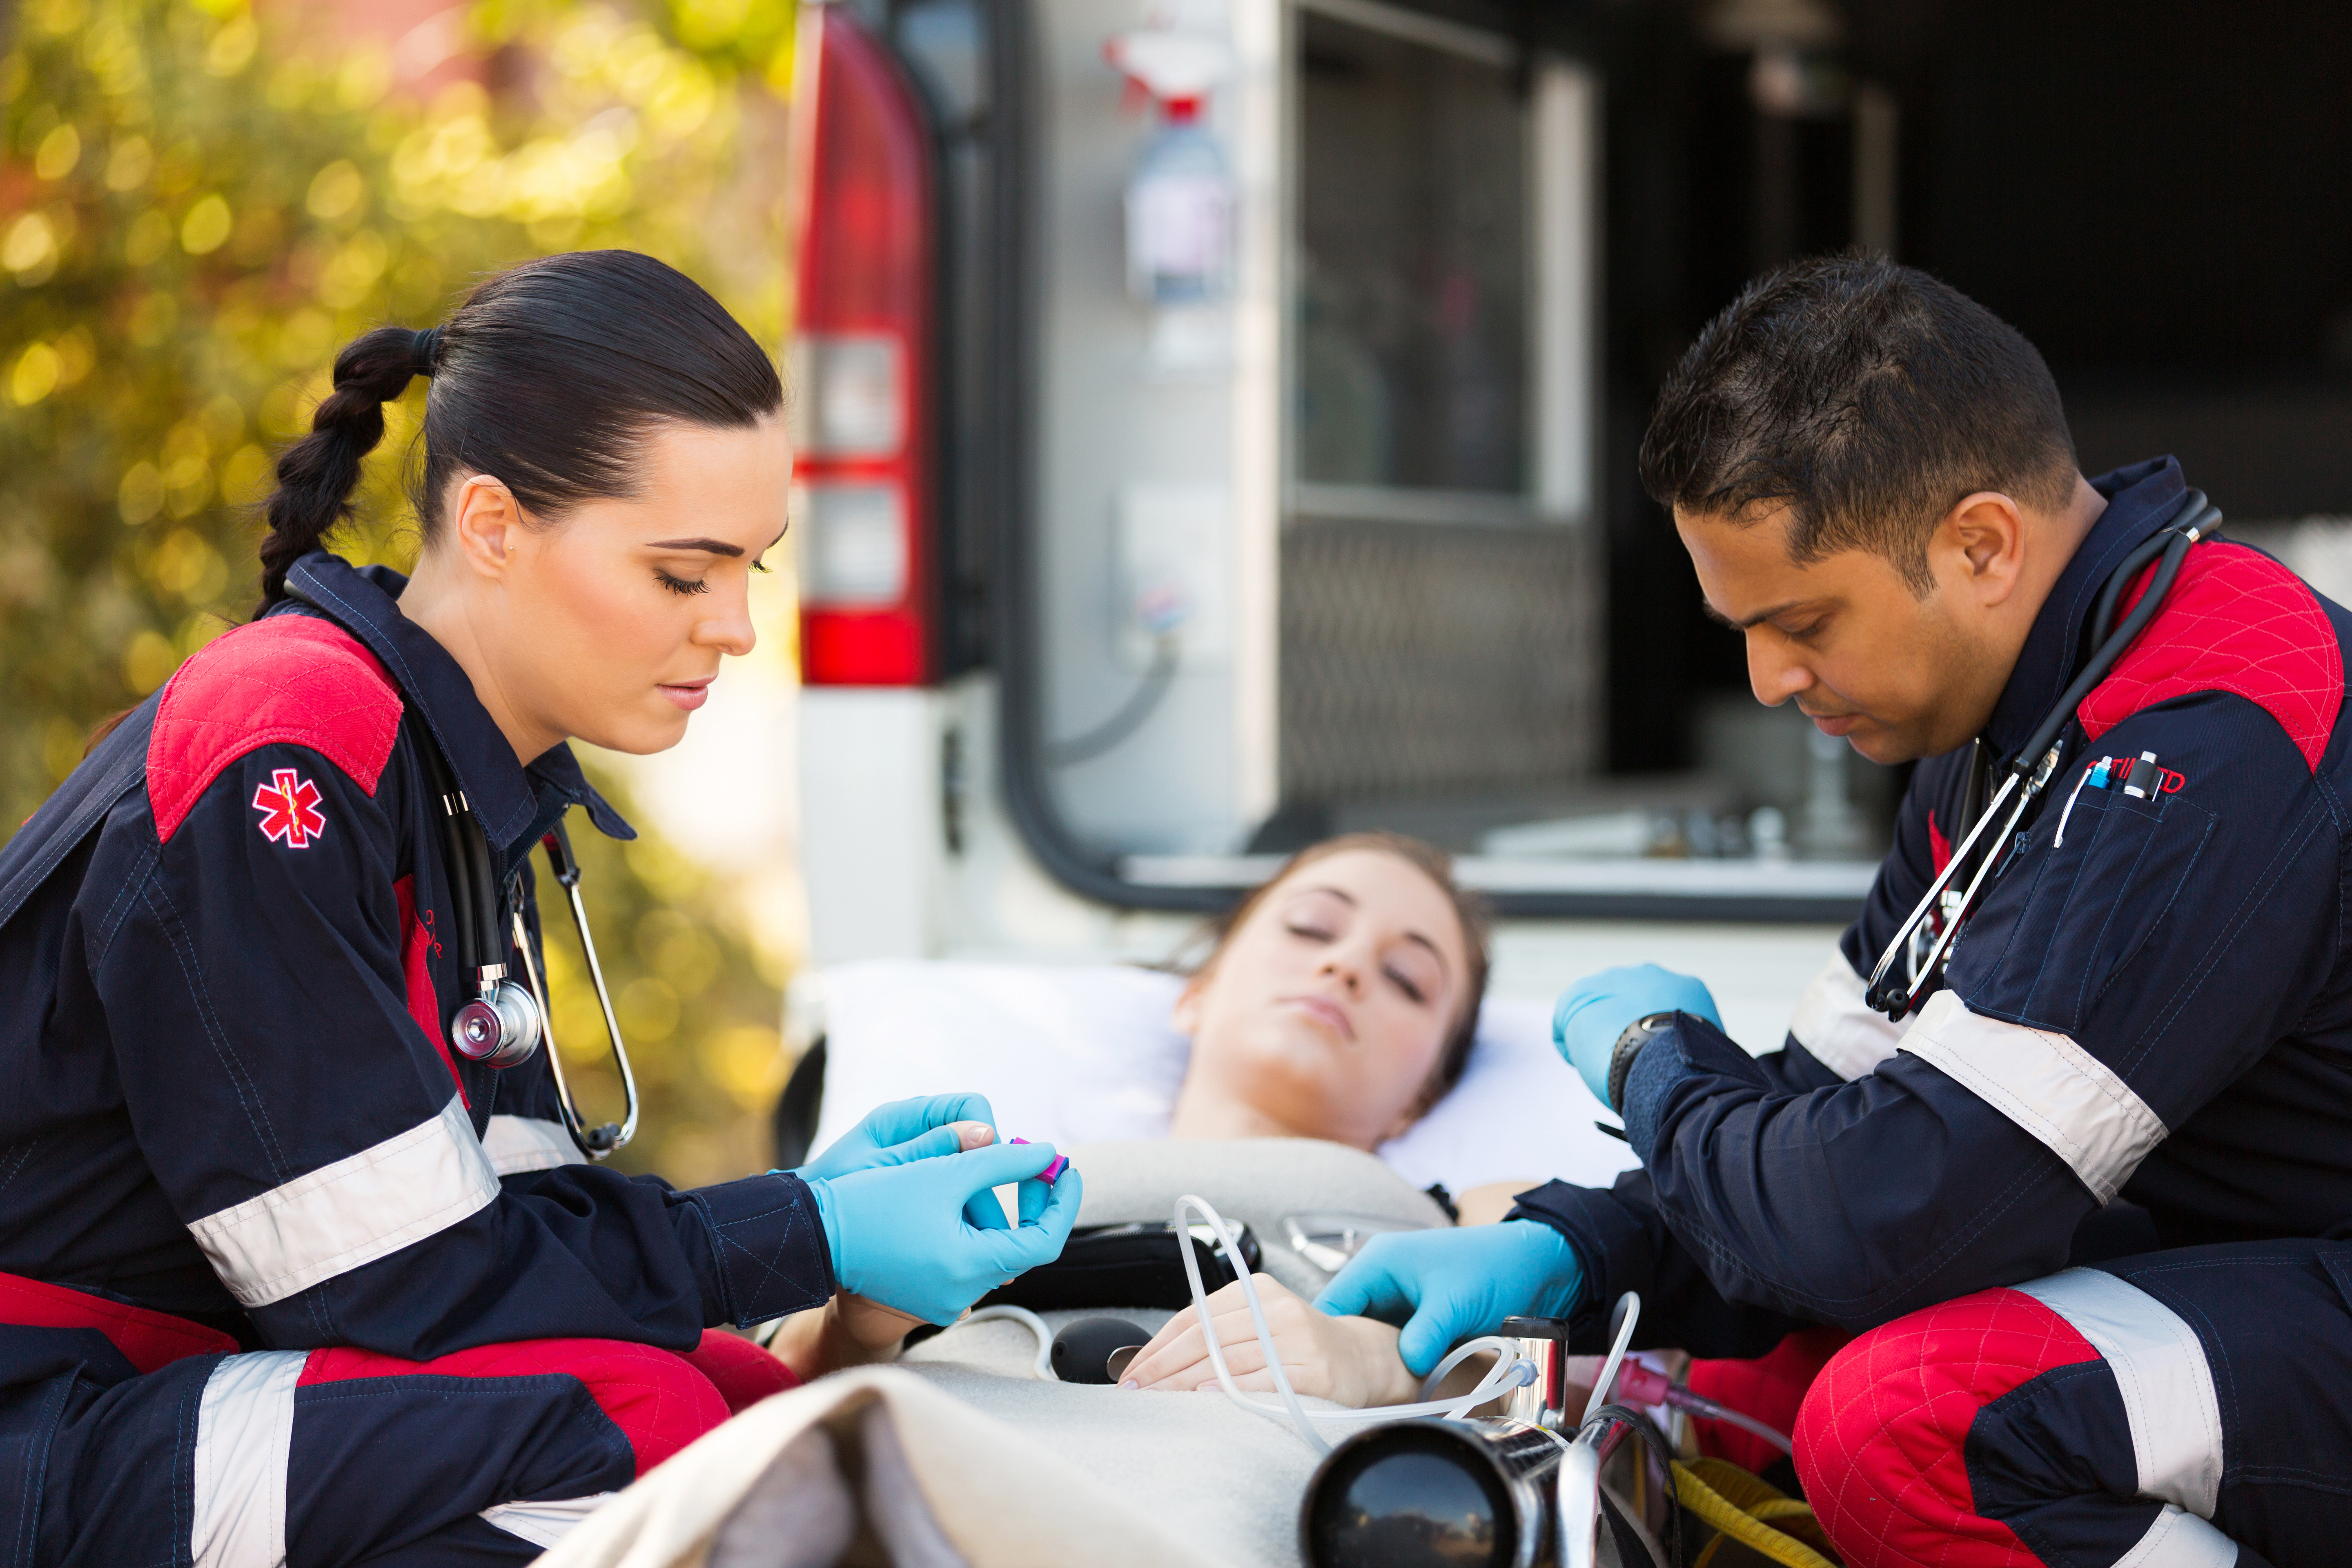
[1320,253,2352,1568]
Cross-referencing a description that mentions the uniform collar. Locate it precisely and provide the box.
[1982,456,2189,761]
[278,551,635,857]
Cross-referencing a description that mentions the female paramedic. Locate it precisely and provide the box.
[0,248,1079,1566]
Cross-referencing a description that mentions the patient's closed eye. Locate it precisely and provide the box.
[1383,964,1428,1004]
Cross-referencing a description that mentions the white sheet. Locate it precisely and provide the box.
[809,961,1640,1198]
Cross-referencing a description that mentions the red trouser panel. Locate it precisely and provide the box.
[0,1270,237,1373]
[1685,1324,1851,1475]
[301,1336,738,1476]
[1794,1289,2100,1568]
[681,1327,800,1414]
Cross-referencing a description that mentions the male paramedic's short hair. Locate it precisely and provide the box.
[1638,253,2077,592]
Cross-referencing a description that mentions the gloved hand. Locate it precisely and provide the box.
[1313,1221,1584,1377]
[1553,963,1720,1109]
[804,1139,1082,1325]
[795,1094,998,1182]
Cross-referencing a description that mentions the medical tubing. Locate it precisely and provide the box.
[1170,1195,1537,1452]
[412,719,480,972]
[965,1305,1057,1380]
[1581,1290,1642,1426]
[1612,1352,1797,1454]
[1417,1336,1524,1403]
[557,865,637,1152]
[1665,1388,1795,1454]
[2084,491,2217,672]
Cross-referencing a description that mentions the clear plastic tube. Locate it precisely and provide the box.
[1173,1194,1538,1452]
[964,1304,1057,1380]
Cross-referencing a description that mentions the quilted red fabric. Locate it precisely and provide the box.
[1795,1289,2098,1568]
[0,1269,238,1374]
[391,875,463,1102]
[2077,542,2341,773]
[147,616,402,844]
[298,1337,731,1475]
[1686,1324,1850,1475]
[681,1327,801,1414]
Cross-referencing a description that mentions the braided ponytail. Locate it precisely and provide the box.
[255,323,435,611]
[256,252,781,614]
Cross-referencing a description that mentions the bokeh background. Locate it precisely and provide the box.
[0,0,808,1184]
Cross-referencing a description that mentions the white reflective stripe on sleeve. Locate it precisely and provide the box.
[2016,1267,2225,1518]
[1786,949,1903,1081]
[481,1114,588,1176]
[188,1094,500,1307]
[1897,991,2168,1203]
[2113,1507,2238,1568]
[479,1493,614,1548]
[192,1350,304,1568]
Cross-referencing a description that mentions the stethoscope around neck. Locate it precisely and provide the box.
[1863,488,2223,1022]
[412,716,639,1158]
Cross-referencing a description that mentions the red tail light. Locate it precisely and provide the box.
[787,4,936,687]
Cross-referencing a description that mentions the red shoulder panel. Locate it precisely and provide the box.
[147,616,403,844]
[2077,541,2343,773]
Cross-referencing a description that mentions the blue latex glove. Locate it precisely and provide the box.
[796,1094,998,1182]
[1553,963,1720,1110]
[804,1139,1082,1325]
[1313,1221,1584,1377]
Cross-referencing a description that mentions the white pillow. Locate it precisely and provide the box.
[808,960,1639,1200]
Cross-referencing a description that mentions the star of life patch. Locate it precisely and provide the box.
[252,767,326,848]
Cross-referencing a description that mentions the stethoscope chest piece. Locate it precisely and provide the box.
[452,978,543,1069]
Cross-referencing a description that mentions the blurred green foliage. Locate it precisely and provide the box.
[0,0,800,1184]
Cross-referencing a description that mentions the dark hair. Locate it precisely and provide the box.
[1638,252,2077,592]
[257,249,784,610]
[1189,831,1492,1123]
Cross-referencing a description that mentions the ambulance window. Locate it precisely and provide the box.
[1297,9,1527,496]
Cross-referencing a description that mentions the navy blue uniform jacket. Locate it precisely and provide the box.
[1513,459,2352,1356]
[0,552,832,1365]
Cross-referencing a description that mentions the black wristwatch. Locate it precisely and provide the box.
[1606,1012,1678,1114]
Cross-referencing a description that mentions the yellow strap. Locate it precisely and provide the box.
[1671,1459,1841,1568]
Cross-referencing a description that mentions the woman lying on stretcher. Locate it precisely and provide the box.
[773,831,1542,1374]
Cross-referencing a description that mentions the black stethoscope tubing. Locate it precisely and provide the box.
[411,713,638,1157]
[1863,489,2222,1020]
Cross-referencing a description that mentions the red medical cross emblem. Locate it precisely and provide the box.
[252,767,326,848]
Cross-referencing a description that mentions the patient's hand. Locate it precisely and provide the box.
[1119,1274,1423,1409]
[768,1291,924,1379]
[836,1292,927,1350]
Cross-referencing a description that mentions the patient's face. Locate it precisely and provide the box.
[1173,849,1469,1149]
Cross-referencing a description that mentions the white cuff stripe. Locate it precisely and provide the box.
[482,1114,588,1175]
[1787,949,1903,1081]
[479,1494,614,1547]
[1898,991,2167,1203]
[188,1094,499,1307]
[2112,1507,2238,1568]
[2017,1268,2226,1519]
[192,1350,304,1568]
